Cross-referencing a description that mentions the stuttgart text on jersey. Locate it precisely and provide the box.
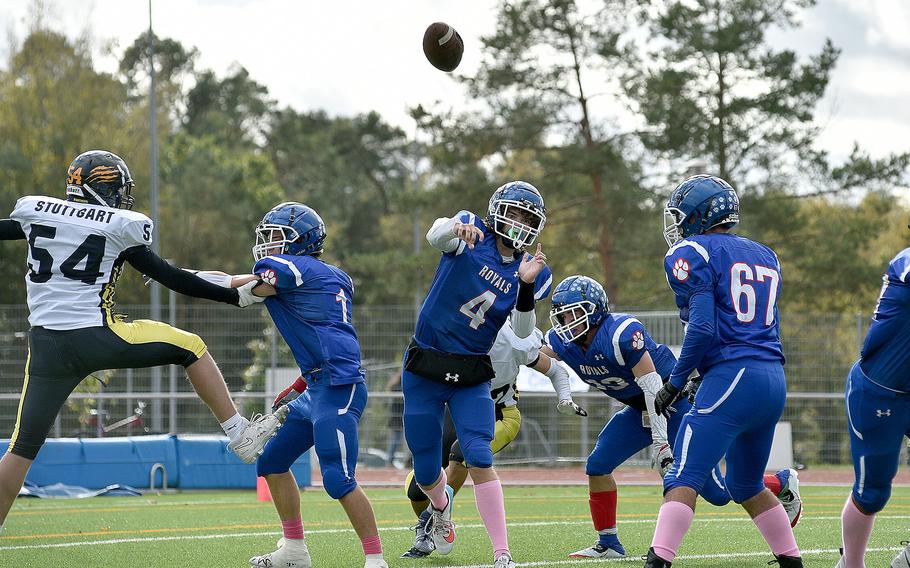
[33,200,119,225]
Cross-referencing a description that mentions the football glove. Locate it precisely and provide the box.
[654,382,682,419]
[682,375,703,404]
[556,399,588,417]
[272,377,307,412]
[652,442,674,478]
[236,279,266,308]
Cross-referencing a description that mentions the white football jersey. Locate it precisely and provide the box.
[11,196,154,330]
[489,322,543,408]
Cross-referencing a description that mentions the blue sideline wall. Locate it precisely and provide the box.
[0,435,311,490]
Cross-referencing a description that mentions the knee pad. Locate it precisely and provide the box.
[727,483,763,504]
[584,460,615,477]
[461,439,493,469]
[853,484,891,514]
[256,445,293,477]
[405,470,426,503]
[322,468,357,500]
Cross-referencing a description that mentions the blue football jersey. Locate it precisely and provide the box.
[664,233,785,376]
[545,313,677,403]
[859,247,910,392]
[414,211,553,356]
[254,254,365,386]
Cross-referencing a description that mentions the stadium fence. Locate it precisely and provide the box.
[0,304,873,468]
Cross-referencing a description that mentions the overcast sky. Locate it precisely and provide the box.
[1,0,908,165]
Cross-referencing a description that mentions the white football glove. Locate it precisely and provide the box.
[236,280,266,308]
[652,442,674,478]
[557,399,588,417]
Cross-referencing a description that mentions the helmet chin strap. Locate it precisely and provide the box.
[79,184,113,207]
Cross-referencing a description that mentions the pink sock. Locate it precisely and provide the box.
[361,534,383,556]
[474,479,510,559]
[651,501,694,562]
[842,495,875,568]
[281,517,304,540]
[753,504,800,557]
[419,469,449,511]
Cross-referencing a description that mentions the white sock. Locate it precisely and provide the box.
[365,553,384,560]
[220,413,248,443]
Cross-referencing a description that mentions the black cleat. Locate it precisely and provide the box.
[643,547,672,567]
[770,555,804,567]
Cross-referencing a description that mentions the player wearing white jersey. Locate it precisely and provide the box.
[400,320,586,558]
[0,150,286,529]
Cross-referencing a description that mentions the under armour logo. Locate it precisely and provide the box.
[594,354,604,361]
[444,373,460,383]
[876,409,892,417]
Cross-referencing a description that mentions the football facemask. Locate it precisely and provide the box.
[252,223,300,262]
[549,301,596,344]
[490,200,545,250]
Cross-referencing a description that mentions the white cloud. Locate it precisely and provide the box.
[834,0,910,50]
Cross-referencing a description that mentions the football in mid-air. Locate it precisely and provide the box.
[423,22,463,72]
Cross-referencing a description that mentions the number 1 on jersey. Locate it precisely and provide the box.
[336,288,349,324]
[460,290,497,330]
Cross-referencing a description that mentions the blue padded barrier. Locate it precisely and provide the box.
[1,436,177,489]
[1,435,310,490]
[175,435,311,489]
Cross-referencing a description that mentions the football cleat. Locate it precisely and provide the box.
[775,468,803,528]
[428,485,456,555]
[772,554,803,567]
[249,539,311,568]
[230,406,289,464]
[570,540,626,559]
[493,552,517,568]
[363,557,389,568]
[643,547,672,567]
[833,547,845,568]
[401,509,434,558]
[891,541,910,568]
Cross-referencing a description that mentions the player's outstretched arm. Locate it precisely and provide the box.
[124,246,260,307]
[426,214,485,253]
[537,346,587,417]
[0,219,25,240]
[512,244,547,338]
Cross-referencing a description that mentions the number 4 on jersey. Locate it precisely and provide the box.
[460,290,496,330]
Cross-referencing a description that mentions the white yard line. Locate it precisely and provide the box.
[2,515,909,553]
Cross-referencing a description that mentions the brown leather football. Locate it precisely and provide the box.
[422,22,464,72]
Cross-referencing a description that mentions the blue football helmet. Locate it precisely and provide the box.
[549,275,609,343]
[663,174,739,247]
[253,202,326,261]
[487,181,546,249]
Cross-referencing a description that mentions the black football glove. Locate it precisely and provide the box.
[654,383,682,419]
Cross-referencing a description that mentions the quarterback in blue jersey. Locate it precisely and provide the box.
[643,175,802,568]
[404,181,552,568]
[836,241,910,568]
[245,202,388,568]
[542,276,797,560]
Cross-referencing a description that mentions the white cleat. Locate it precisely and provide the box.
[493,552,517,568]
[833,548,845,568]
[776,468,803,528]
[428,485,456,555]
[230,406,289,464]
[249,538,311,568]
[364,556,389,568]
[569,543,626,559]
[892,541,910,568]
